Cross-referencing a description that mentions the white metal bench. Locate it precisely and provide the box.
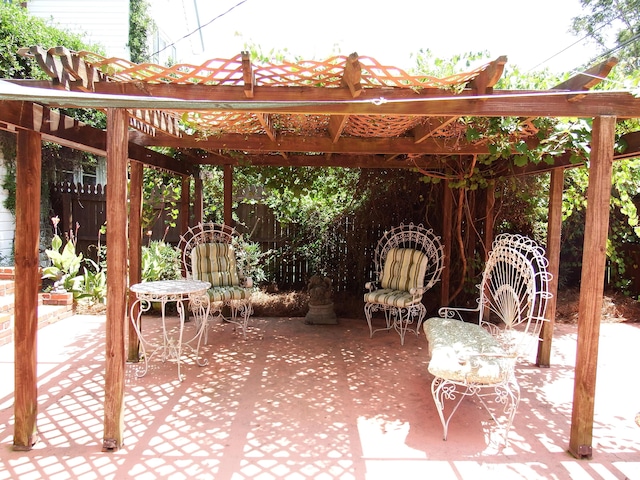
[423,233,552,445]
[364,223,444,345]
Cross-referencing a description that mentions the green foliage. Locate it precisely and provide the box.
[41,218,84,297]
[141,240,181,282]
[0,3,103,79]
[129,0,154,63]
[0,3,107,229]
[141,168,181,236]
[233,236,270,285]
[77,258,107,303]
[571,0,640,73]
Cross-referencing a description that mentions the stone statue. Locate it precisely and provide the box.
[307,274,333,305]
[305,274,337,325]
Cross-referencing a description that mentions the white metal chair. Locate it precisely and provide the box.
[178,223,254,338]
[423,233,552,445]
[364,223,444,345]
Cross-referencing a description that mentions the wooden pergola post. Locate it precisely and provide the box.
[224,164,233,226]
[440,180,452,306]
[569,116,616,459]
[194,167,203,225]
[127,161,143,362]
[483,181,496,259]
[103,108,128,452]
[537,168,564,367]
[13,129,42,451]
[180,175,190,234]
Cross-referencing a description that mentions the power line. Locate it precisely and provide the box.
[151,0,250,59]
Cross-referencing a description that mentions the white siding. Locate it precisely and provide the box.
[27,0,130,59]
[0,157,15,264]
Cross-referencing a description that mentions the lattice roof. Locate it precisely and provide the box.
[17,47,510,143]
[7,46,634,174]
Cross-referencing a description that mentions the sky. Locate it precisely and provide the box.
[150,0,597,75]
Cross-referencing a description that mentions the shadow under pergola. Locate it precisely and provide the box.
[1,313,639,480]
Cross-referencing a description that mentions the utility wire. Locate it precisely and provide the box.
[151,0,250,58]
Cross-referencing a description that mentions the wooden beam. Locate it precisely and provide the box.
[242,51,255,99]
[568,115,616,459]
[195,152,446,169]
[127,161,143,363]
[0,100,193,176]
[468,55,508,95]
[328,115,349,143]
[103,108,128,452]
[413,117,459,144]
[256,113,277,142]
[141,132,497,155]
[341,53,362,98]
[3,80,640,118]
[537,168,563,367]
[13,129,41,451]
[553,58,619,92]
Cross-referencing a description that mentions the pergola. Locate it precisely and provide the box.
[2,47,640,458]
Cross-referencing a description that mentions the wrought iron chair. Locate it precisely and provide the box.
[178,223,254,338]
[364,223,444,345]
[423,233,552,445]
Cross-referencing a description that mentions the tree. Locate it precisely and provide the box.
[129,0,154,63]
[571,0,640,72]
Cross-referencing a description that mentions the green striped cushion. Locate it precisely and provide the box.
[380,248,428,292]
[192,243,240,287]
[208,286,250,302]
[363,288,417,308]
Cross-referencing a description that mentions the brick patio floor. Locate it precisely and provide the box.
[1,312,639,479]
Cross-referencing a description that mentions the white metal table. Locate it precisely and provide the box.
[129,279,211,381]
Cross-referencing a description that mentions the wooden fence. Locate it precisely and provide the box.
[49,183,382,293]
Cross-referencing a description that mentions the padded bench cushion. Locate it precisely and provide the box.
[423,317,511,384]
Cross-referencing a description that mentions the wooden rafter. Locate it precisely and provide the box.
[468,55,508,95]
[0,100,193,176]
[553,58,619,93]
[413,117,460,144]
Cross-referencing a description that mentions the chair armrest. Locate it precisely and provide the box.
[409,286,427,296]
[437,306,480,321]
[365,281,378,292]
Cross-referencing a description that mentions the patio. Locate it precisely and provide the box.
[1,312,639,480]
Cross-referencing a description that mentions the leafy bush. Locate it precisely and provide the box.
[41,217,84,297]
[142,240,182,282]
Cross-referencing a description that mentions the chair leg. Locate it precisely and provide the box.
[364,302,375,338]
[364,302,393,338]
[228,299,252,338]
[415,304,426,337]
[394,308,411,346]
[431,377,473,441]
[475,376,521,446]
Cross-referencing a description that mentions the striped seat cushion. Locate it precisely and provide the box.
[192,243,240,287]
[208,285,250,302]
[363,248,429,308]
[380,248,428,292]
[363,288,417,308]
